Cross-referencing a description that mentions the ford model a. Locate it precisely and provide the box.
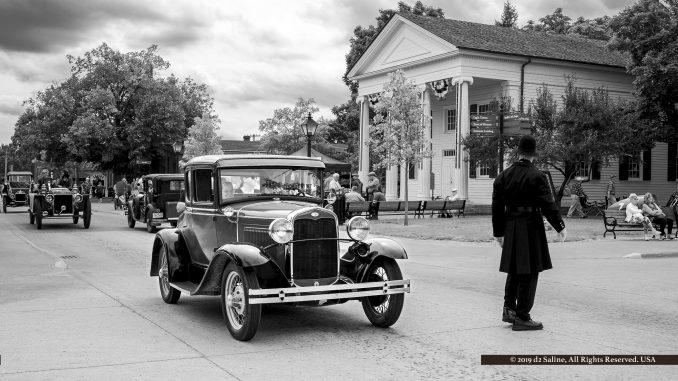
[127,174,184,233]
[149,155,411,341]
[2,171,33,213]
[28,181,91,229]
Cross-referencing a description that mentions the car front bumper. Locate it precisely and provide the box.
[247,279,411,304]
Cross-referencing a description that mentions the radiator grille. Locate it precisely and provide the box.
[14,193,27,202]
[292,217,337,280]
[54,195,73,214]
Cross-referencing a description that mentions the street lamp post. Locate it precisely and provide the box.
[172,141,184,172]
[300,113,319,157]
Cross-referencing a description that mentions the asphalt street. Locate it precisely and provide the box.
[1,202,677,380]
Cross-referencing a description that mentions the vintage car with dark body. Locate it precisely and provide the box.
[127,173,184,233]
[2,171,33,213]
[28,180,91,230]
[149,155,411,341]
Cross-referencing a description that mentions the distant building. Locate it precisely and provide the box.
[220,135,265,155]
[347,12,672,204]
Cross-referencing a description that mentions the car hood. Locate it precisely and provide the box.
[235,200,321,220]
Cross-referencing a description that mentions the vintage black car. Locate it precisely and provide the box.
[127,174,184,233]
[149,155,411,341]
[2,171,32,213]
[28,180,91,229]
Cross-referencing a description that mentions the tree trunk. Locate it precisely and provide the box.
[403,165,409,226]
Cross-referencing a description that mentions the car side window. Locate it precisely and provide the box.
[193,169,214,203]
[185,171,192,203]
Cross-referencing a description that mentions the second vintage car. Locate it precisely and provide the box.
[2,170,33,213]
[127,174,184,233]
[28,180,91,230]
[149,155,411,341]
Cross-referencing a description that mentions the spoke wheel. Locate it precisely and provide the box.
[83,198,91,229]
[34,202,42,230]
[158,245,180,304]
[127,209,136,228]
[361,259,405,328]
[220,262,261,341]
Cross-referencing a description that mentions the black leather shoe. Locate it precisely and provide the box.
[502,307,516,323]
[512,318,543,331]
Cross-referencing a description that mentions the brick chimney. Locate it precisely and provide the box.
[243,135,251,141]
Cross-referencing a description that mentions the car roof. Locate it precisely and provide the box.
[7,171,33,176]
[186,154,326,169]
[142,173,184,180]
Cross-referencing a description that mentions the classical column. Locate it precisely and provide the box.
[357,96,371,187]
[418,87,432,200]
[385,165,398,201]
[454,77,474,201]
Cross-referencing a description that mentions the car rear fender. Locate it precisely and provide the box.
[150,229,191,282]
[357,237,408,282]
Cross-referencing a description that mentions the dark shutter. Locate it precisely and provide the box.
[470,104,478,114]
[469,156,476,179]
[591,160,601,180]
[643,149,652,181]
[619,156,628,181]
[668,143,676,181]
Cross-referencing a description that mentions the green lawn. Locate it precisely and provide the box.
[365,214,641,242]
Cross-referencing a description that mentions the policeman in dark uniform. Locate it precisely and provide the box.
[492,135,567,331]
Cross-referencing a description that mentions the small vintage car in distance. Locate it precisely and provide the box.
[127,174,184,233]
[149,155,411,341]
[28,180,91,229]
[2,171,33,213]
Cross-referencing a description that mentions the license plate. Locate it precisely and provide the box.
[153,212,163,218]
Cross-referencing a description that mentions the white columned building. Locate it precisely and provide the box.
[346,12,678,205]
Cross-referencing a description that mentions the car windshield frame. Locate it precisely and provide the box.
[217,167,323,205]
[9,175,32,188]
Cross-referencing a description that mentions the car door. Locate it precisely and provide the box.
[185,167,219,263]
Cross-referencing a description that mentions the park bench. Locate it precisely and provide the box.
[345,201,370,217]
[602,209,660,239]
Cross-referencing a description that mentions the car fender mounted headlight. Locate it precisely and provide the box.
[74,194,83,203]
[222,206,235,217]
[346,216,370,241]
[45,194,54,203]
[269,218,293,244]
[9,193,15,199]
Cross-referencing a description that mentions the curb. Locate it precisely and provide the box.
[624,252,678,259]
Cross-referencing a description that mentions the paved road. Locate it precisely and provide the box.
[1,203,677,380]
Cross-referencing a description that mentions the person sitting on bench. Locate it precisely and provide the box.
[626,193,660,240]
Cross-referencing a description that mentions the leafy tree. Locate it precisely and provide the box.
[12,43,214,174]
[568,16,612,40]
[182,114,223,163]
[495,1,519,28]
[463,79,657,206]
[328,95,360,169]
[370,70,431,225]
[538,8,572,34]
[608,0,678,135]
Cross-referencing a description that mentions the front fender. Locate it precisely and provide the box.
[150,229,190,283]
[355,237,408,283]
[193,243,281,295]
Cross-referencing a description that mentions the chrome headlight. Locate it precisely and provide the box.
[9,193,15,199]
[222,206,235,217]
[74,194,83,203]
[326,193,336,205]
[268,218,294,244]
[346,216,370,241]
[46,194,54,203]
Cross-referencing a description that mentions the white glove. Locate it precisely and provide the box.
[557,229,567,243]
[494,236,504,248]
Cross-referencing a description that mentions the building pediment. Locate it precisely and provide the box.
[348,14,457,80]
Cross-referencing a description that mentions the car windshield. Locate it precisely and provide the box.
[9,175,31,188]
[218,167,322,203]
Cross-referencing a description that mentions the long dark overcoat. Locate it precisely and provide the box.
[492,159,565,274]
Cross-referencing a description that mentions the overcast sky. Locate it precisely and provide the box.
[0,0,637,145]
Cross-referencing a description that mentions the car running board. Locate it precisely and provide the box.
[169,281,199,294]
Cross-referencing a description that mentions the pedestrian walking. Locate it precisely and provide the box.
[492,135,567,331]
[567,179,587,218]
[366,171,380,201]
